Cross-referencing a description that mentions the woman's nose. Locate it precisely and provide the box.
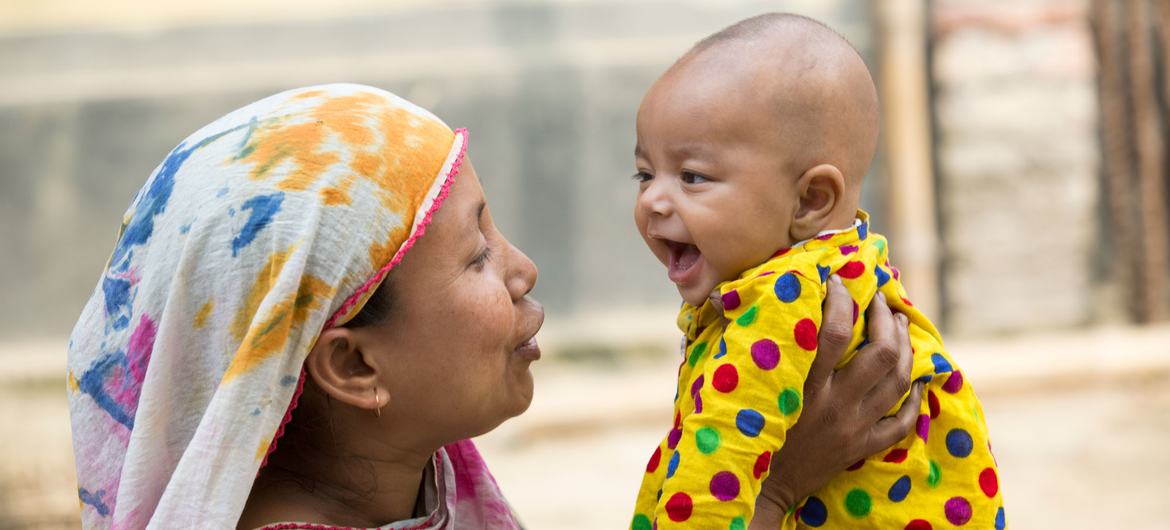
[504,239,538,301]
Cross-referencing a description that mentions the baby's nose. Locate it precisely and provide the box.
[637,179,673,217]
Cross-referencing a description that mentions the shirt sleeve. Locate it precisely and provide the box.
[653,269,825,528]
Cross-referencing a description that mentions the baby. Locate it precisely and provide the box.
[630,14,1004,529]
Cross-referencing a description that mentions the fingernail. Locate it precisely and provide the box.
[877,292,886,303]
[898,313,909,326]
[831,275,843,286]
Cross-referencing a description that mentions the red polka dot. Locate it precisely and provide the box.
[674,412,681,429]
[713,364,739,393]
[772,247,791,258]
[928,390,940,419]
[753,451,771,479]
[979,468,999,497]
[883,448,908,464]
[794,318,818,350]
[904,520,932,530]
[846,459,865,471]
[646,446,662,473]
[665,492,693,522]
[852,299,860,323]
[901,296,914,306]
[838,260,865,279]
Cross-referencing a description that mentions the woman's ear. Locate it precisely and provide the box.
[790,164,845,242]
[304,327,385,414]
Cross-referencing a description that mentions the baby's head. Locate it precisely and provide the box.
[634,13,880,306]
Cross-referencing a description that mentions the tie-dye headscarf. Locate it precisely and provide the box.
[67,84,520,529]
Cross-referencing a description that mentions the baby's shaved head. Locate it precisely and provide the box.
[670,13,880,193]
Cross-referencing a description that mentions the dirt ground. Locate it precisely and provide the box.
[476,361,1170,530]
[3,326,1169,529]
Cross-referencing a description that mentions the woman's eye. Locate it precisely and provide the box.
[681,171,709,184]
[471,246,493,268]
[632,171,653,183]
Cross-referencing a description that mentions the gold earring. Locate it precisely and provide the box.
[373,388,382,418]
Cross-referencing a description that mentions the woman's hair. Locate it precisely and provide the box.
[342,276,396,328]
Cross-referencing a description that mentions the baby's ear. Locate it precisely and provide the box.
[790,164,845,241]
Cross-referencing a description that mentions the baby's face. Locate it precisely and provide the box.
[633,61,800,306]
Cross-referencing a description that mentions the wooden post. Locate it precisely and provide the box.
[1125,0,1170,321]
[1093,0,1143,320]
[875,0,941,320]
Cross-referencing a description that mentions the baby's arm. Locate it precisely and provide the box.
[654,269,824,528]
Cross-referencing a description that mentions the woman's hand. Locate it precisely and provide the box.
[750,276,923,528]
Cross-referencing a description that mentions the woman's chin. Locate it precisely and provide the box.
[510,372,536,416]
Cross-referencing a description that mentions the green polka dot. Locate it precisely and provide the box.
[696,427,721,454]
[971,403,982,422]
[729,516,746,530]
[631,514,652,530]
[736,305,759,326]
[844,488,872,517]
[687,342,708,367]
[778,388,801,416]
[875,238,887,257]
[927,460,941,487]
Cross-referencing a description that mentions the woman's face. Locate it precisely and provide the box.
[365,158,543,442]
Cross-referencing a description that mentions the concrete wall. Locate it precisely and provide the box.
[0,0,873,341]
[932,0,1104,334]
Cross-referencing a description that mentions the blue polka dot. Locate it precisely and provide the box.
[666,451,680,478]
[931,353,953,374]
[735,409,765,437]
[800,496,828,527]
[774,272,802,303]
[714,339,727,359]
[915,374,933,385]
[946,428,973,458]
[887,475,911,502]
[995,506,1006,529]
[858,223,868,241]
[817,264,831,283]
[875,266,890,287]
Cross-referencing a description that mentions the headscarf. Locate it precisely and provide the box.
[66,84,519,529]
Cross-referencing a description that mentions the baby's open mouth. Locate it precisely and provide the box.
[664,239,703,284]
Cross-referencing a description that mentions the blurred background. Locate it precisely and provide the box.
[1,0,1168,528]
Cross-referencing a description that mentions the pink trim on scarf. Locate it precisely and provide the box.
[323,128,468,330]
[260,129,469,468]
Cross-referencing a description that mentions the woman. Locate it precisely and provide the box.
[67,84,920,529]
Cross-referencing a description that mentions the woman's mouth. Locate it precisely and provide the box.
[665,240,703,284]
[514,302,544,362]
[514,336,541,361]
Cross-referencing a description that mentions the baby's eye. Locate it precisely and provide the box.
[632,171,653,183]
[681,171,710,184]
